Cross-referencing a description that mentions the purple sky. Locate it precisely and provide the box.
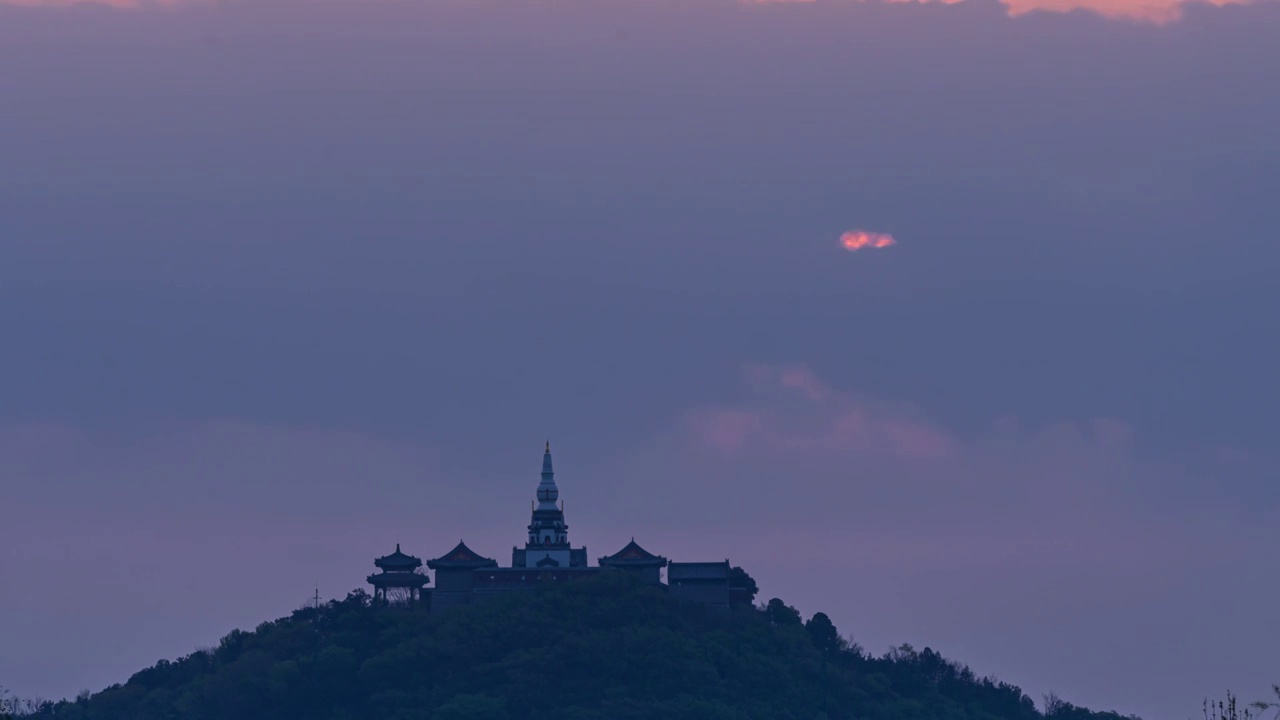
[1,0,1278,717]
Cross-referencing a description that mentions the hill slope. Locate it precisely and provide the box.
[25,573,1139,720]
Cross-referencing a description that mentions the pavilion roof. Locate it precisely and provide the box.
[427,541,498,569]
[598,539,668,567]
[374,544,423,571]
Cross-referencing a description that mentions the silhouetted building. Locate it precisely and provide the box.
[668,561,732,607]
[598,539,668,585]
[426,541,498,612]
[472,566,601,597]
[369,442,742,613]
[511,443,590,570]
[367,544,429,605]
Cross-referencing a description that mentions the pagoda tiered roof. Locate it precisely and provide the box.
[373,544,423,572]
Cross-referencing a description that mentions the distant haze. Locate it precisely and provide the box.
[1,0,1277,718]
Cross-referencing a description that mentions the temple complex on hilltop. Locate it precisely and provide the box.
[367,442,752,612]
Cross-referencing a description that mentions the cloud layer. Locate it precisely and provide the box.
[615,365,1277,716]
[3,369,1272,717]
[0,0,1277,716]
[0,0,1260,23]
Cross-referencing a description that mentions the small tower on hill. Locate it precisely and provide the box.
[367,544,428,605]
[512,442,587,569]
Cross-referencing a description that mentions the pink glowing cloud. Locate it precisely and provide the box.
[0,0,1252,23]
[998,0,1244,22]
[690,364,958,460]
[690,408,767,452]
[3,0,178,6]
[682,365,1187,468]
[840,229,897,252]
[736,0,1248,23]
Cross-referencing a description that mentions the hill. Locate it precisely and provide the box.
[19,573,1140,720]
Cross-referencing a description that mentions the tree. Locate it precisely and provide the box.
[384,587,415,605]
[24,574,1138,720]
[729,566,759,602]
[1,685,14,720]
[805,612,844,656]
[434,694,509,720]
[887,643,917,662]
[1205,692,1254,720]
[763,598,802,627]
[1,686,39,719]
[1044,691,1067,717]
[343,588,372,607]
[1252,685,1280,720]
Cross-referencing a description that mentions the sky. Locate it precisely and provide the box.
[1,0,1278,717]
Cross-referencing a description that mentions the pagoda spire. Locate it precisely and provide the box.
[537,440,559,509]
[514,441,584,569]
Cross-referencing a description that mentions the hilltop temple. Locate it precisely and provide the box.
[367,442,751,612]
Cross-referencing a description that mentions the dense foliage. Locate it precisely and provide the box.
[24,573,1141,720]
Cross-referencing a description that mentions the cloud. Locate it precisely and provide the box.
[999,0,1246,21]
[681,365,1174,482]
[840,229,897,252]
[0,372,1276,719]
[0,0,1276,714]
[2,0,174,6]
[698,366,954,458]
[689,408,767,452]
[598,363,1278,720]
[0,0,1259,25]
[737,0,1245,22]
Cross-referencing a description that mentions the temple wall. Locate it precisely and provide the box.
[670,582,731,607]
[433,569,477,593]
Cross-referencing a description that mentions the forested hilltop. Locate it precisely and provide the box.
[18,573,1140,720]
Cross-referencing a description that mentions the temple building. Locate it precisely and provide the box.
[425,541,497,612]
[367,544,429,605]
[370,442,751,612]
[598,539,668,585]
[511,443,589,570]
[668,561,733,607]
